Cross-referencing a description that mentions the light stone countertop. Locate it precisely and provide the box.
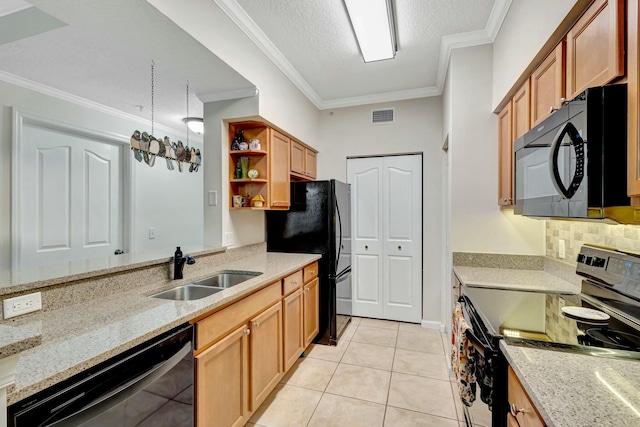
[501,341,640,427]
[0,324,41,359]
[454,266,581,294]
[4,251,320,405]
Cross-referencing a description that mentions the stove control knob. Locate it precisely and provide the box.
[577,254,586,263]
[593,257,606,267]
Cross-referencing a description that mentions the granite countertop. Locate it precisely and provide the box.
[0,324,41,360]
[4,252,320,405]
[501,342,640,427]
[454,265,581,294]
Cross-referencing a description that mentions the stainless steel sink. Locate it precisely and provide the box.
[192,271,262,289]
[151,284,224,301]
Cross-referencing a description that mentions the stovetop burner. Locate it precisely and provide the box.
[583,328,640,350]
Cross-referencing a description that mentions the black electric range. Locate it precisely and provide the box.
[457,245,640,427]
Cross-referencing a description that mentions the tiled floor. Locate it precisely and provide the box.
[248,317,482,427]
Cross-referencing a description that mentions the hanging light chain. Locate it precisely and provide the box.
[151,60,155,136]
[186,80,190,145]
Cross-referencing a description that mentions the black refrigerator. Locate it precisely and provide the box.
[266,180,351,346]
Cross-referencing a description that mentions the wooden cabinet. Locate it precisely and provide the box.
[507,366,546,427]
[628,0,640,201]
[566,0,624,100]
[290,139,318,181]
[531,42,566,126]
[249,301,283,410]
[498,101,513,206]
[228,122,290,210]
[282,289,304,371]
[512,80,531,140]
[196,325,249,427]
[303,277,319,347]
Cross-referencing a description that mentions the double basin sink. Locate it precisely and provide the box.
[151,271,262,301]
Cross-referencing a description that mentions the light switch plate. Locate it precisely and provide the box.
[3,292,42,319]
[149,227,156,239]
[224,232,234,246]
[208,191,218,206]
[559,239,566,259]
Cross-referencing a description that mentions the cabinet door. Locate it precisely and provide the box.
[196,325,249,427]
[249,302,283,410]
[282,289,304,371]
[629,0,640,201]
[531,42,565,126]
[290,140,305,175]
[305,149,317,179]
[498,101,513,206]
[512,79,531,140]
[269,130,291,208]
[566,0,624,99]
[303,277,319,347]
[508,367,546,427]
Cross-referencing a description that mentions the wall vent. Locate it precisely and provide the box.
[371,108,395,125]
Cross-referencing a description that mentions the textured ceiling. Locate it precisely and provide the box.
[235,0,495,101]
[0,0,254,132]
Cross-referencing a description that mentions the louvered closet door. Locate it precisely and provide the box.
[348,155,422,322]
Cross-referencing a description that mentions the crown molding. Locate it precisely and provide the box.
[319,86,440,110]
[198,87,259,103]
[0,70,202,142]
[435,0,512,91]
[0,0,31,18]
[213,0,323,108]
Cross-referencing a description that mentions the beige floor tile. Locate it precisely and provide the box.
[340,321,358,341]
[466,400,492,426]
[393,348,449,380]
[305,339,348,362]
[398,322,440,334]
[350,317,363,326]
[352,326,398,347]
[249,384,322,427]
[359,318,400,330]
[384,406,459,427]
[396,330,444,354]
[308,393,386,427]
[341,341,396,371]
[280,357,338,391]
[325,364,391,404]
[387,373,457,420]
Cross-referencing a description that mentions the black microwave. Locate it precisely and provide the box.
[513,84,636,223]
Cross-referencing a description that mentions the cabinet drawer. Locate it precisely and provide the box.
[303,262,318,283]
[196,281,281,351]
[283,270,303,295]
[508,366,545,427]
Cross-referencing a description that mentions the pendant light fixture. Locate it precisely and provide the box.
[182,81,204,135]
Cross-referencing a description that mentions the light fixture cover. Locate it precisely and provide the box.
[344,0,396,62]
[183,117,204,134]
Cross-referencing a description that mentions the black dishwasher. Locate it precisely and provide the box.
[8,323,193,427]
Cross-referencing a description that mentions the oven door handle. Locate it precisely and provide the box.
[465,328,488,358]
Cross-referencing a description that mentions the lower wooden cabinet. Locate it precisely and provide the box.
[303,277,319,347]
[196,325,249,427]
[507,366,546,427]
[282,289,304,371]
[249,302,283,410]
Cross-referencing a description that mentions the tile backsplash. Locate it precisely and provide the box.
[546,220,640,264]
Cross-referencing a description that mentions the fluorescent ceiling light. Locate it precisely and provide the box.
[183,117,204,134]
[343,0,397,63]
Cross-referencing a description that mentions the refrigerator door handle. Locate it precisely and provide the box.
[335,197,342,277]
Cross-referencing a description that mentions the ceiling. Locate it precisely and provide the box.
[0,0,512,130]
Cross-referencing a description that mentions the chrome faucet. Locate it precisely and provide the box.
[174,246,195,280]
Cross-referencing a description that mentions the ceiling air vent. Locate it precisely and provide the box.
[371,108,395,125]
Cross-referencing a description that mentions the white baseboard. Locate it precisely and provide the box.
[421,320,445,333]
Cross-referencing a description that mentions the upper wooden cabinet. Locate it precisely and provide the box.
[512,79,531,141]
[290,139,318,181]
[269,130,291,209]
[566,0,624,99]
[498,101,513,207]
[531,42,566,126]
[628,0,640,201]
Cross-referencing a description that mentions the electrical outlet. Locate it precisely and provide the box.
[558,297,566,316]
[208,191,218,206]
[149,227,156,239]
[559,239,566,259]
[3,292,42,319]
[224,232,234,246]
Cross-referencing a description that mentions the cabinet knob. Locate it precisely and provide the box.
[254,322,260,328]
[510,404,526,416]
[398,245,402,250]
[244,329,251,336]
[365,245,368,250]
[310,270,315,275]
[502,198,513,203]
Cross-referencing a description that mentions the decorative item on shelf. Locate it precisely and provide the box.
[240,156,249,178]
[247,168,259,179]
[128,64,201,172]
[232,195,244,208]
[249,139,261,150]
[234,159,243,179]
[252,194,265,208]
[232,130,245,151]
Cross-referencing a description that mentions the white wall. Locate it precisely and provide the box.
[447,45,545,255]
[317,98,445,326]
[0,80,203,270]
[492,0,579,108]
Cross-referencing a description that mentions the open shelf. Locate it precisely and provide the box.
[230,150,267,156]
[230,178,268,184]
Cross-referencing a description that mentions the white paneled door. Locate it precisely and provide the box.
[348,155,422,323]
[15,121,125,269]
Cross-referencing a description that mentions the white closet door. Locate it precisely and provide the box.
[17,123,124,268]
[348,155,422,322]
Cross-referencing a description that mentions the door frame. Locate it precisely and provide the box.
[346,152,424,322]
[11,108,133,268]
